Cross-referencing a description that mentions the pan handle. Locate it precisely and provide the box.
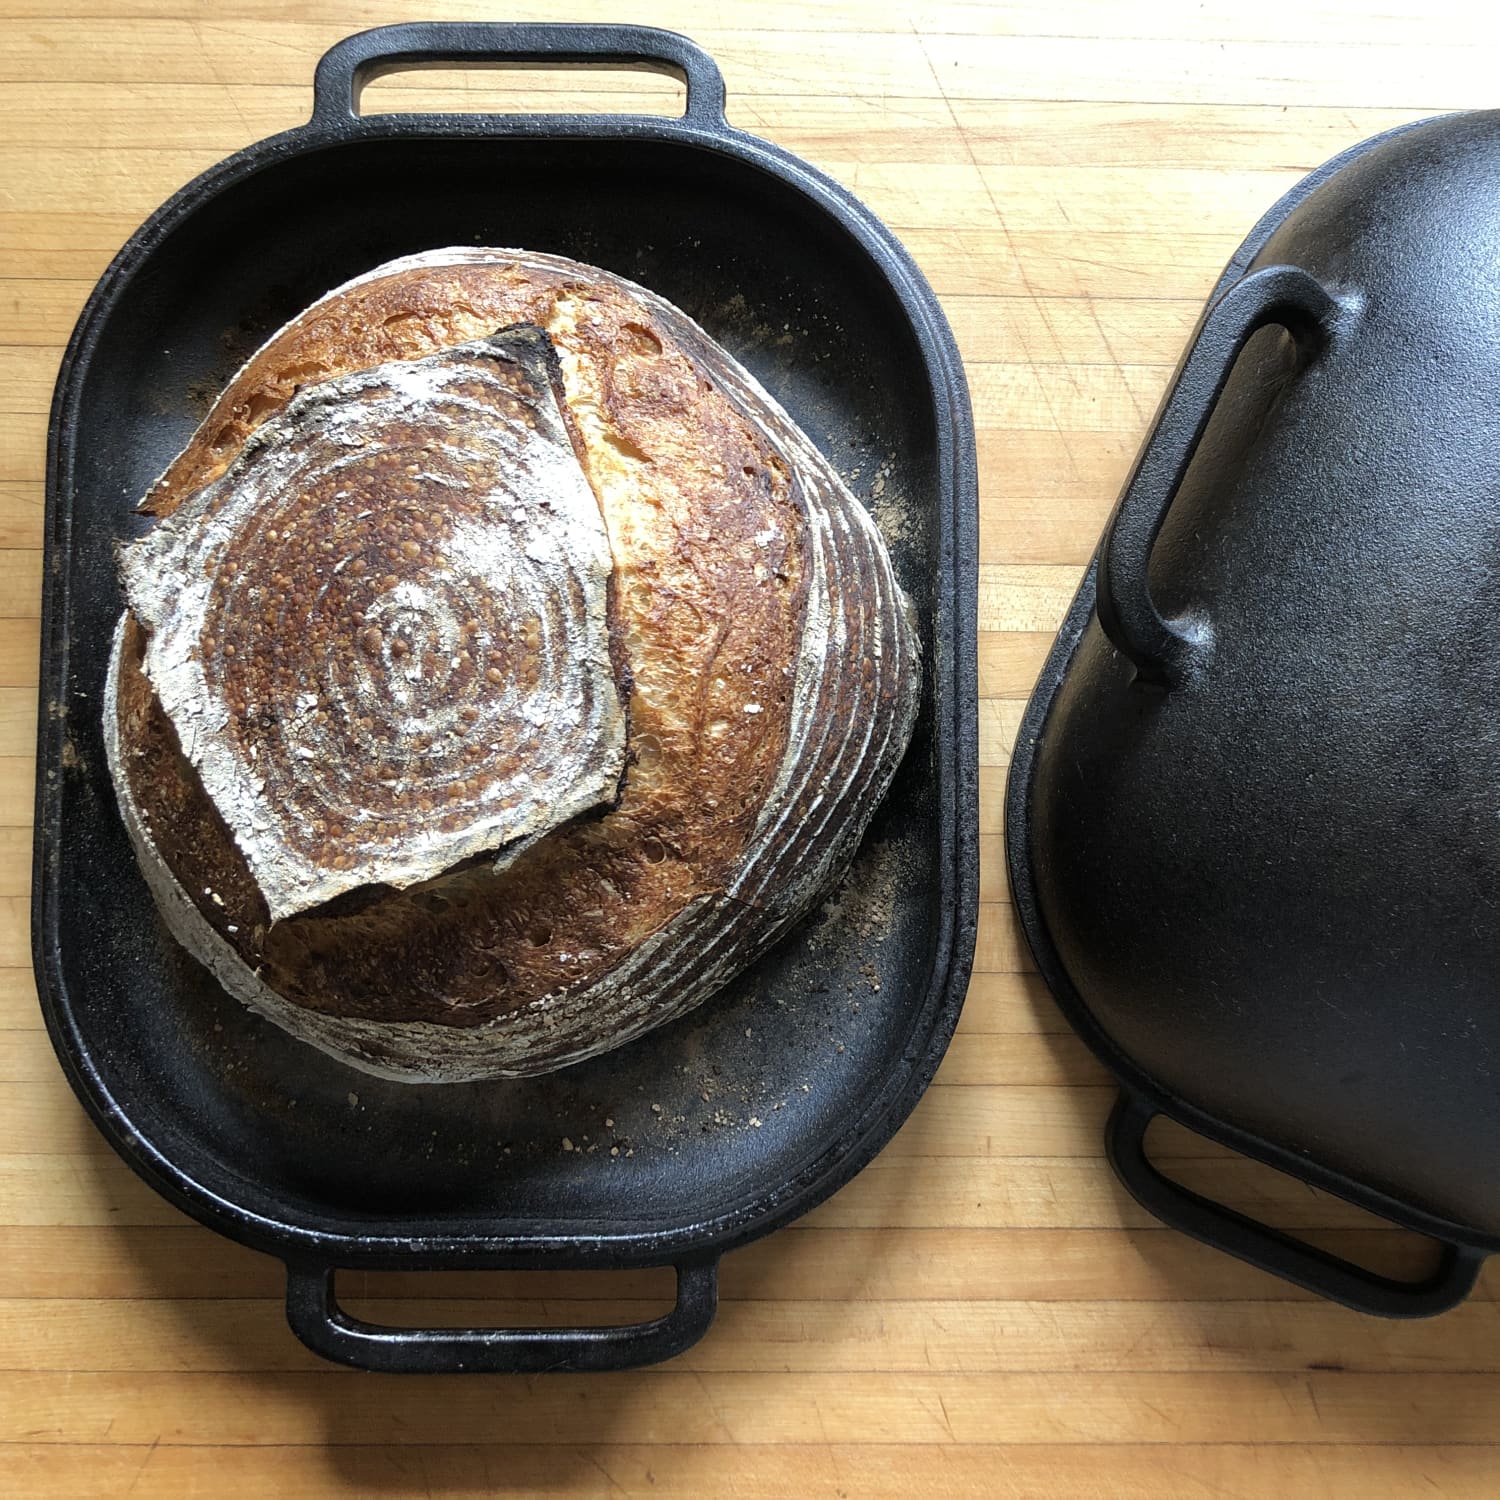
[1095,263,1342,688]
[312,22,727,130]
[283,1256,720,1373]
[1106,1093,1486,1318]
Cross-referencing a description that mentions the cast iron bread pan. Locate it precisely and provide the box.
[1008,111,1500,1317]
[34,23,978,1372]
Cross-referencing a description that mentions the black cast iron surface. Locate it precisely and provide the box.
[33,23,978,1373]
[1008,110,1500,1317]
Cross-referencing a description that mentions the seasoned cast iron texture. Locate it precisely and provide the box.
[1007,110,1500,1317]
[34,23,978,1372]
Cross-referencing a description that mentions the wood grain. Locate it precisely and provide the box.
[3,1445,1497,1500]
[4,1,1496,1494]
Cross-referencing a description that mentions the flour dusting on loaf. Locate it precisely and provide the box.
[117,327,626,920]
[106,248,920,1081]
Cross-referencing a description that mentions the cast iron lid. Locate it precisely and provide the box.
[33,23,978,1373]
[1008,110,1500,1317]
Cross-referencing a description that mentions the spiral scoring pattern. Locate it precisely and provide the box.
[117,327,627,922]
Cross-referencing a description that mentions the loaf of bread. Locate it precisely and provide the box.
[105,249,920,1081]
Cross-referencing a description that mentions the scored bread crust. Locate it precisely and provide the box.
[117,327,633,922]
[106,249,920,1080]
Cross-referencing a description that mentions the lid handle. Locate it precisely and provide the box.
[1107,1093,1485,1317]
[1096,263,1342,688]
[311,22,727,130]
[284,1257,719,1372]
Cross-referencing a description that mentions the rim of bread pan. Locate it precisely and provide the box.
[33,24,978,1335]
[1003,113,1496,1318]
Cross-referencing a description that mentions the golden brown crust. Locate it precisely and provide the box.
[120,252,811,1027]
[118,612,271,948]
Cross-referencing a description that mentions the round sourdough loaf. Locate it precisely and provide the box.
[105,248,920,1081]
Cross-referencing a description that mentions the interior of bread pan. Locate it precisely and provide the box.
[45,132,959,1246]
